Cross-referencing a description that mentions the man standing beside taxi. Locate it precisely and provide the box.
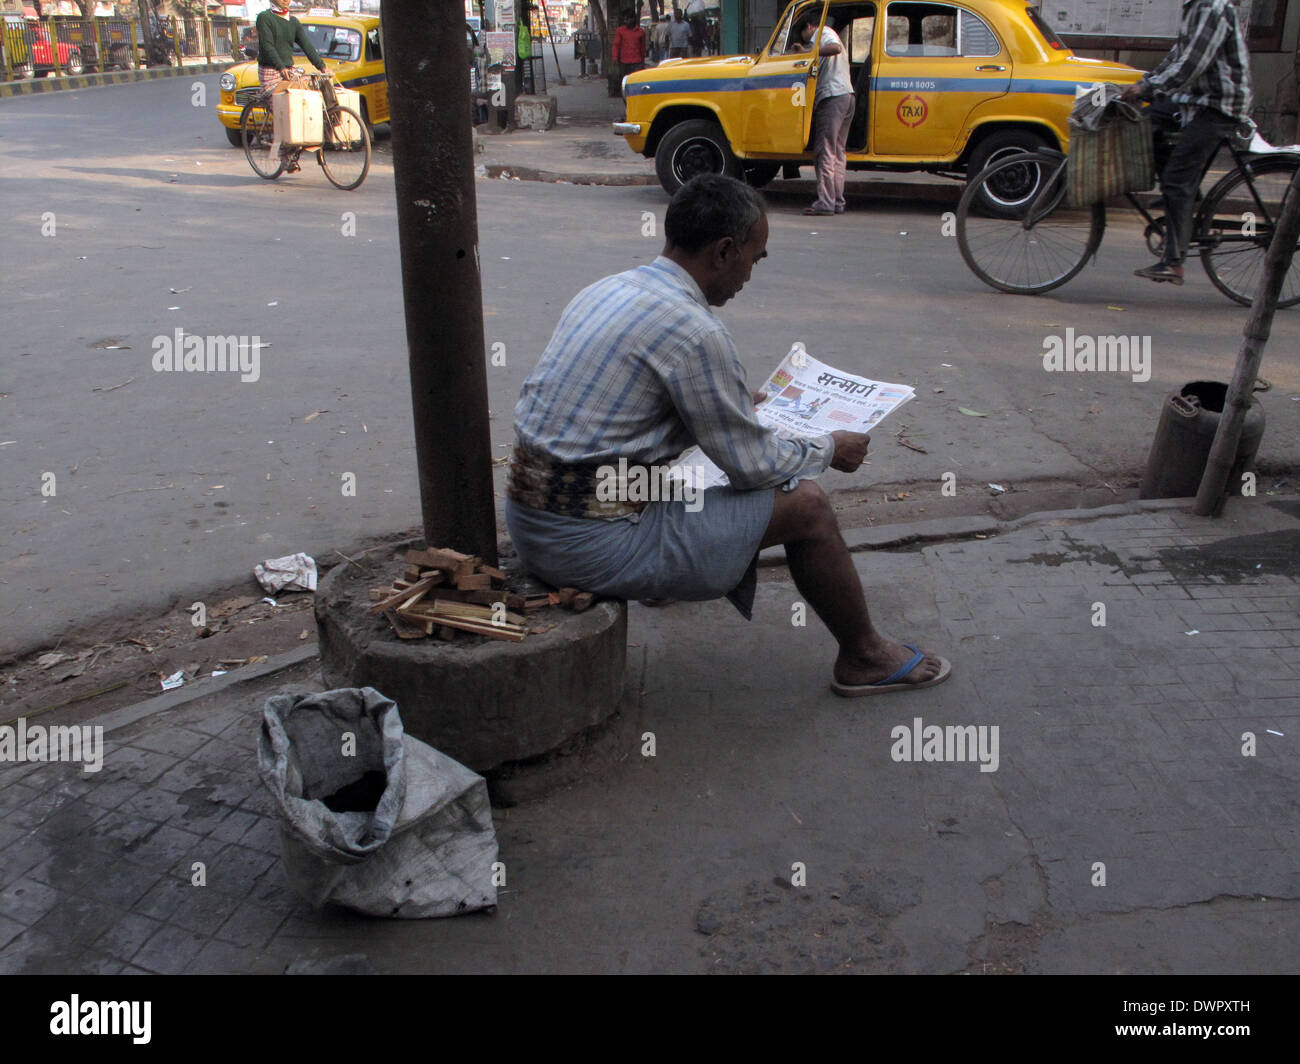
[792,14,854,216]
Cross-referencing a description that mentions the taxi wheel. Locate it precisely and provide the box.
[966,131,1050,218]
[655,119,741,194]
[742,161,781,189]
[225,126,244,148]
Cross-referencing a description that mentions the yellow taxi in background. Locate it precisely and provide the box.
[217,13,387,147]
[616,0,1143,212]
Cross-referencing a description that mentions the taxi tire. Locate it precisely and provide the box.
[655,119,741,194]
[742,161,781,189]
[225,126,244,148]
[965,130,1050,219]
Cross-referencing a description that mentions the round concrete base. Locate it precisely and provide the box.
[314,553,627,774]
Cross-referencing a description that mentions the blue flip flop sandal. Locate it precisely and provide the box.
[830,644,953,698]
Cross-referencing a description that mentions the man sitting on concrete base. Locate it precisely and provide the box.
[505,175,951,697]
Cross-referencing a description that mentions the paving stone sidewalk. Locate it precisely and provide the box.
[1,499,1297,974]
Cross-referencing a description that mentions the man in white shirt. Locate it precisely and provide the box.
[793,14,854,215]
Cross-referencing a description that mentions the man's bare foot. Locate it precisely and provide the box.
[833,638,946,688]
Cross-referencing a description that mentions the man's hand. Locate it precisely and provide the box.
[1120,81,1145,105]
[751,388,768,406]
[829,430,869,472]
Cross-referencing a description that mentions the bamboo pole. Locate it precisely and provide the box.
[1194,164,1300,516]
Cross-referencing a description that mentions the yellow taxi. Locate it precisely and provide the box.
[217,14,387,147]
[616,0,1143,211]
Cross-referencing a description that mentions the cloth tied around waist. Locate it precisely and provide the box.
[507,443,672,519]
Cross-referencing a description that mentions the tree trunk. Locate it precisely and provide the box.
[595,0,618,98]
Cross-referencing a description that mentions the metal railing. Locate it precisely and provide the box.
[1,16,247,81]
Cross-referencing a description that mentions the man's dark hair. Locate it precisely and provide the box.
[664,174,765,254]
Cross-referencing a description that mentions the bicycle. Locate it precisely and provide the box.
[240,69,371,191]
[955,118,1300,307]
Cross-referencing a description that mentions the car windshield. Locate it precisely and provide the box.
[299,24,361,62]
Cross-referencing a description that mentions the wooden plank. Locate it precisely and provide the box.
[523,596,551,611]
[417,613,525,642]
[367,574,438,614]
[479,564,507,581]
[405,547,472,570]
[454,573,492,591]
[384,609,426,640]
[572,591,596,612]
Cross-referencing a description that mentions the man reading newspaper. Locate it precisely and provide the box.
[506,175,951,696]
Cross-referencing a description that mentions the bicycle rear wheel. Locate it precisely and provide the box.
[1199,156,1300,308]
[957,152,1105,295]
[241,100,283,180]
[316,105,371,190]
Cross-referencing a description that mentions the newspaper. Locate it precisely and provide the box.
[670,344,916,490]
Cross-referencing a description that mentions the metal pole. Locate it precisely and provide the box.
[539,0,566,85]
[1193,165,1300,516]
[383,0,498,564]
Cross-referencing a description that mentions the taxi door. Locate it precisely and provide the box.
[739,0,828,155]
[871,1,1010,159]
[365,27,389,123]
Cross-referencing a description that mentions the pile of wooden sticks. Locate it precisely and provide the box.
[367,547,596,642]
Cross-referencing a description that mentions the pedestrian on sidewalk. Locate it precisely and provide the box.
[505,175,952,698]
[667,10,691,59]
[651,13,671,64]
[686,0,708,56]
[613,9,648,80]
[1122,0,1252,285]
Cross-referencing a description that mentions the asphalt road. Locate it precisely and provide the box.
[1,75,1297,657]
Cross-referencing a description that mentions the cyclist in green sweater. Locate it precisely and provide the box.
[255,0,327,172]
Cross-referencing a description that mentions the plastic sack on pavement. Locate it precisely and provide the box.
[254,552,318,593]
[258,686,498,918]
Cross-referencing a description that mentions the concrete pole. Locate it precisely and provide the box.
[1194,166,1300,517]
[384,0,498,565]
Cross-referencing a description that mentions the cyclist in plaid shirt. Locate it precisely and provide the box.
[1123,0,1253,285]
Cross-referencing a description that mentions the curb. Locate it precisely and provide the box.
[0,62,231,97]
[95,643,318,736]
[758,496,1193,566]
[481,162,656,186]
[478,159,960,201]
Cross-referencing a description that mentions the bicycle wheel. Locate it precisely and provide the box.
[316,105,370,190]
[1199,156,1300,308]
[957,152,1106,295]
[241,100,283,180]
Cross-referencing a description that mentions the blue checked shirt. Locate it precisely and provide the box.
[513,256,833,492]
[1144,0,1253,123]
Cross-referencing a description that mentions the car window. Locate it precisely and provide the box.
[886,3,956,56]
[958,9,999,56]
[848,14,875,61]
[300,23,361,62]
[367,29,381,61]
[885,3,1000,57]
[768,2,821,57]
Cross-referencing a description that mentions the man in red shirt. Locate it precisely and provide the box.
[612,10,647,80]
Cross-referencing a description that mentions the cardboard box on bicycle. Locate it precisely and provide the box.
[331,86,364,139]
[271,85,324,146]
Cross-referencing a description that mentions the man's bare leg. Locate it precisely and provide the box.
[761,481,945,687]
